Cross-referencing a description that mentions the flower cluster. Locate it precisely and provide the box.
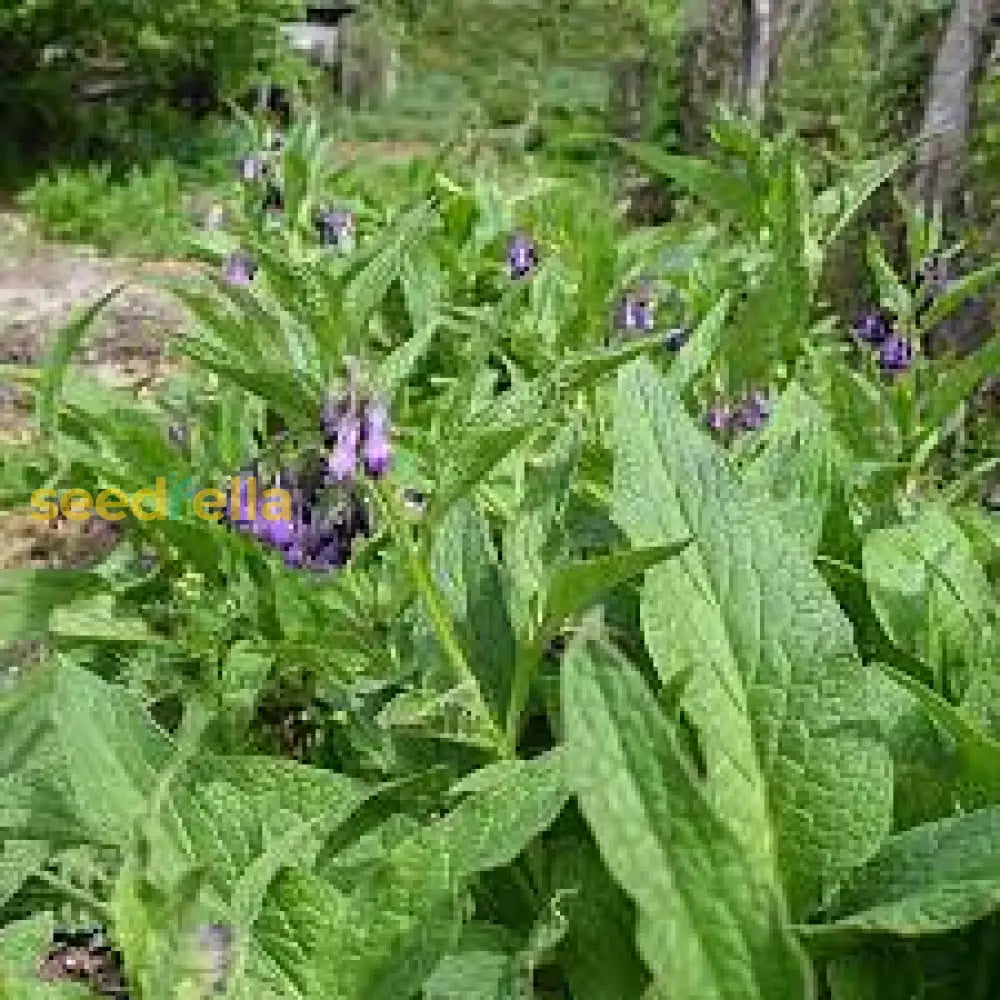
[216,382,391,572]
[222,464,372,572]
[507,234,537,280]
[851,309,914,375]
[321,393,392,481]
[704,390,771,436]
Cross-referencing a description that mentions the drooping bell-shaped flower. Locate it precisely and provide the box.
[316,209,354,248]
[879,336,914,374]
[737,390,771,430]
[616,294,655,333]
[237,155,267,182]
[507,234,537,280]
[705,403,731,433]
[326,413,361,483]
[361,399,392,478]
[851,310,890,345]
[223,252,256,286]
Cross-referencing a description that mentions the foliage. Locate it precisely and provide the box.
[0,105,999,1000]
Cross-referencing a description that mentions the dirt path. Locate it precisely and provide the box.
[0,211,191,570]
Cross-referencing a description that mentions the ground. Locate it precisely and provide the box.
[0,210,189,570]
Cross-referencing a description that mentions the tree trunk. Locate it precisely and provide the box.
[679,0,749,148]
[914,0,990,220]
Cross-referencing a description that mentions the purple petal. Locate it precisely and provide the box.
[326,415,360,482]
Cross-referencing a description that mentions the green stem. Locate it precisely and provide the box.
[377,483,512,758]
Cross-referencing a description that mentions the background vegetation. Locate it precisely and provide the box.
[0,1,999,998]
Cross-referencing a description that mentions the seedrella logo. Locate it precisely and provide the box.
[29,474,292,522]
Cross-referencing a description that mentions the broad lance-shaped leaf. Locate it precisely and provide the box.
[863,503,995,694]
[547,831,650,1000]
[739,382,847,555]
[304,749,569,1000]
[47,658,371,890]
[540,541,691,644]
[807,805,1000,940]
[612,360,894,918]
[431,500,516,724]
[562,635,814,1000]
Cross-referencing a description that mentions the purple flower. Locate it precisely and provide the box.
[737,390,771,430]
[879,336,914,374]
[851,310,890,345]
[705,404,731,433]
[616,295,655,333]
[223,252,256,286]
[326,414,361,483]
[237,155,267,182]
[316,209,354,247]
[507,234,536,280]
[663,326,689,352]
[361,399,392,478]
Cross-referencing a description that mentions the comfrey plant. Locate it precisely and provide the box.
[7,110,1000,1000]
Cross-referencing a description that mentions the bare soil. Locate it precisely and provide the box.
[0,211,190,569]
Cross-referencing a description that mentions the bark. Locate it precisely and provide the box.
[679,0,748,147]
[914,0,991,219]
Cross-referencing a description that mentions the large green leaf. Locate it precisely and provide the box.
[810,806,1000,939]
[431,500,516,724]
[611,359,893,917]
[304,749,569,1000]
[739,382,847,555]
[49,655,173,846]
[562,634,813,1000]
[548,831,649,1000]
[863,504,996,697]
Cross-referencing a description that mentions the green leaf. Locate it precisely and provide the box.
[562,634,813,1000]
[431,500,516,724]
[49,655,173,846]
[814,150,906,253]
[0,840,50,909]
[0,571,107,643]
[423,951,521,1000]
[811,806,1000,938]
[611,359,893,917]
[548,831,649,1000]
[611,140,760,224]
[37,284,125,438]
[540,541,690,642]
[863,504,996,696]
[739,382,847,554]
[918,257,1000,332]
[875,661,1000,806]
[49,593,159,643]
[865,233,911,322]
[304,749,569,1000]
